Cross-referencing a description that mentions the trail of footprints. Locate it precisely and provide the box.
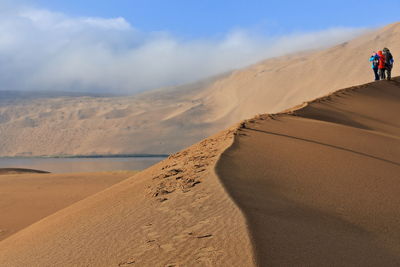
[118,130,234,266]
[149,132,232,202]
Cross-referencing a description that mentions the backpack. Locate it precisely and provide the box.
[384,51,393,66]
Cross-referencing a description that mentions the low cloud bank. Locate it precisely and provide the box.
[0,4,368,94]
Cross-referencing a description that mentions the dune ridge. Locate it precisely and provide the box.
[0,77,398,266]
[217,78,400,266]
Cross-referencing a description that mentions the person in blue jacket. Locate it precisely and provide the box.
[369,52,380,81]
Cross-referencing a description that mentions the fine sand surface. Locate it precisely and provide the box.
[217,78,400,266]
[0,79,399,266]
[0,130,255,266]
[1,23,399,157]
[0,170,136,241]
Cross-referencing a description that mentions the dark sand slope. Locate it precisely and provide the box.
[0,168,49,175]
[217,78,400,266]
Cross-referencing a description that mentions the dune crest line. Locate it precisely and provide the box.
[217,78,400,266]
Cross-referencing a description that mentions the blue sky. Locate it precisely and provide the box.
[26,0,400,38]
[0,0,398,93]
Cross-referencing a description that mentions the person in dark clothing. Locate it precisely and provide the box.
[369,52,380,81]
[377,50,386,80]
[383,47,394,80]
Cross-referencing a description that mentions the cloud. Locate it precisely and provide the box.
[0,4,368,94]
[19,8,131,31]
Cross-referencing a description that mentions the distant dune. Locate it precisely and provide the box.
[0,23,399,157]
[0,171,136,241]
[0,91,114,101]
[1,77,399,265]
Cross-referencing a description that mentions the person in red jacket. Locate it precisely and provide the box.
[377,50,386,80]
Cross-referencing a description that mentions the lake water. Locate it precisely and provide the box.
[0,157,166,173]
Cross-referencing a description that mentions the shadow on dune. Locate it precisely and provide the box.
[246,127,400,167]
[216,79,400,266]
[217,142,400,266]
[217,160,399,266]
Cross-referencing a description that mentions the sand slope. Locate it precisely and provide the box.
[200,23,400,123]
[1,23,399,157]
[1,79,398,266]
[0,130,255,266]
[0,171,135,241]
[217,78,400,266]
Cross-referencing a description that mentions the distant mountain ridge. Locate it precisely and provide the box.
[0,90,116,101]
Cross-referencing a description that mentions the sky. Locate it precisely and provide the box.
[0,0,399,94]
[24,0,400,38]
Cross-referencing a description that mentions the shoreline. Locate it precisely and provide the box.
[0,154,169,159]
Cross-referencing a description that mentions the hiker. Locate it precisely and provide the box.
[369,52,380,81]
[377,50,386,80]
[383,47,394,80]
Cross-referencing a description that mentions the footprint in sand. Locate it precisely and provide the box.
[118,259,136,266]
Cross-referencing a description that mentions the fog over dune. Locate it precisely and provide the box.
[0,3,368,94]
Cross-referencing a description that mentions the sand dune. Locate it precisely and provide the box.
[0,79,398,265]
[217,78,400,265]
[1,22,400,266]
[0,171,135,241]
[199,23,400,123]
[0,23,399,157]
[0,75,225,157]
